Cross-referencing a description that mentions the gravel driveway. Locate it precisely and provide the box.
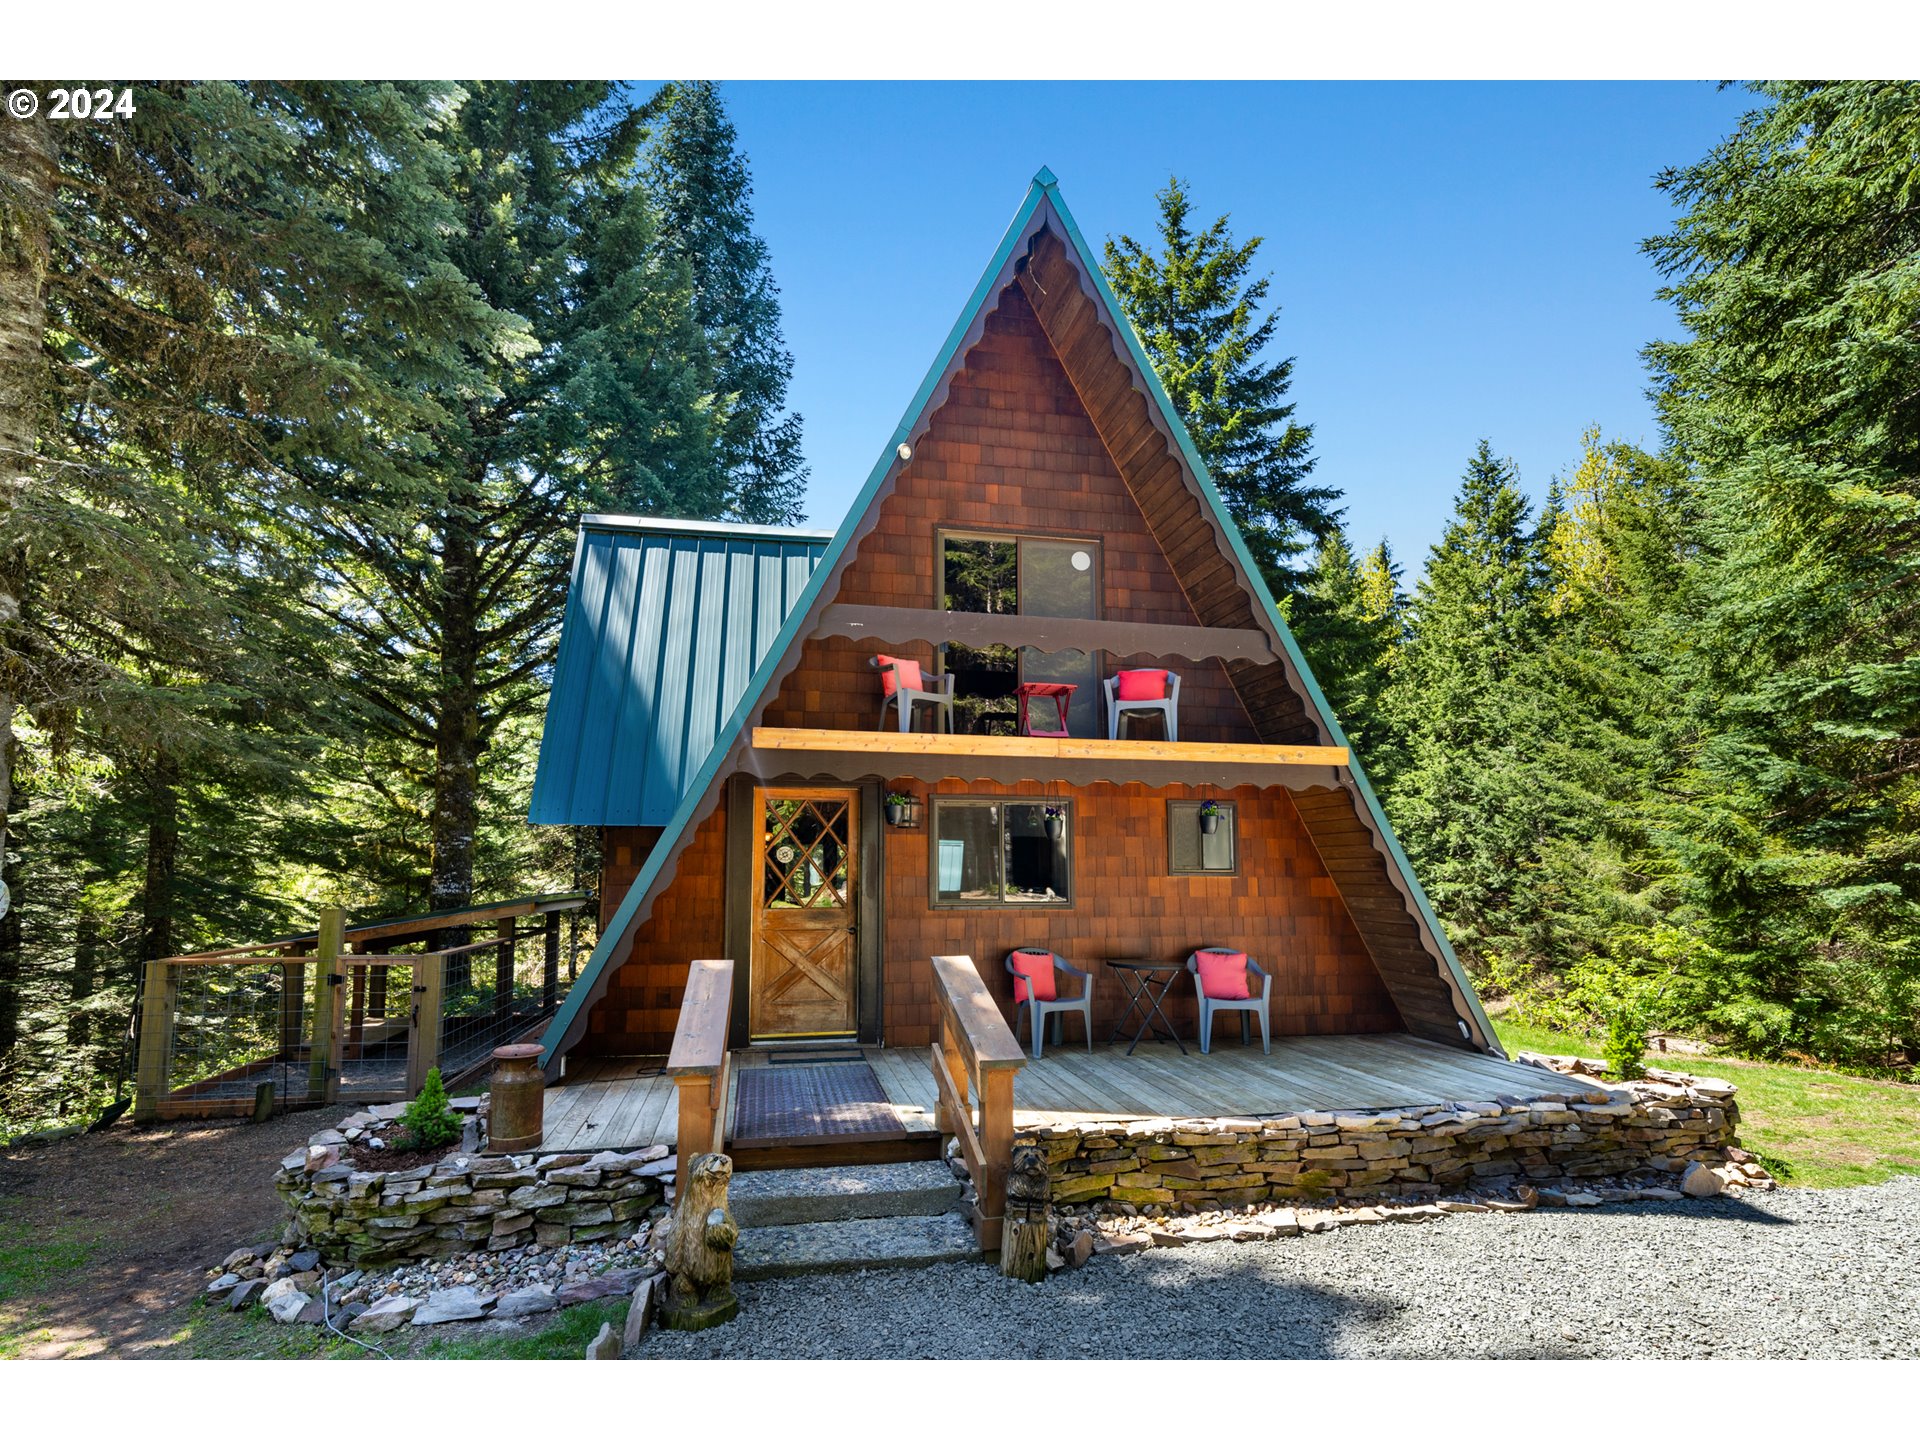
[643,1177,1920,1360]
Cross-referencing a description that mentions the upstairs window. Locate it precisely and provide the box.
[939,531,1102,738]
[931,798,1073,907]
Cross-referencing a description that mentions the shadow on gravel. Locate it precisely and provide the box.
[1062,1249,1398,1359]
[1533,1194,1796,1228]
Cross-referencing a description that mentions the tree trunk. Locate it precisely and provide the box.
[0,761,19,1060]
[432,503,484,986]
[66,913,99,1048]
[139,751,180,965]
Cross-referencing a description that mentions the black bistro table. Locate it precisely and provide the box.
[1104,959,1189,1056]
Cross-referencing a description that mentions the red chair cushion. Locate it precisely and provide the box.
[877,655,923,696]
[1009,950,1058,1004]
[1195,950,1251,1000]
[1116,669,1169,701]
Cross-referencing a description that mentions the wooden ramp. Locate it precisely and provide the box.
[539,1034,1568,1155]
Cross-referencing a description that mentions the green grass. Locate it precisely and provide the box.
[1495,1018,1920,1189]
[0,1200,102,1359]
[413,1296,628,1359]
[0,1203,94,1306]
[166,1304,368,1359]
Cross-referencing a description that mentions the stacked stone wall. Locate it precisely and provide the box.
[1036,1062,1750,1208]
[275,1108,671,1267]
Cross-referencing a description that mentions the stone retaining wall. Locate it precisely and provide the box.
[1033,1058,1751,1209]
[276,1107,672,1267]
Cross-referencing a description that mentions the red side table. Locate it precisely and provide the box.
[1015,681,1077,737]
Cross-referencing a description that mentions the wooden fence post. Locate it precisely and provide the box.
[308,907,345,1103]
[408,951,445,1095]
[978,1067,1014,1251]
[542,911,560,1012]
[495,917,516,1022]
[132,961,178,1122]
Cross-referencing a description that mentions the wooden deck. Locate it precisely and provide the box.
[539,1034,1568,1155]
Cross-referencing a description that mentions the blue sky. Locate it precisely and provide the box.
[719,81,1753,572]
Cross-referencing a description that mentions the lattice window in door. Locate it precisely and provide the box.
[762,797,853,910]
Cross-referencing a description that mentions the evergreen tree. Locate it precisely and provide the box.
[279,82,724,927]
[0,82,517,1108]
[645,81,808,524]
[1642,81,1920,1068]
[1292,526,1400,761]
[1356,540,1407,642]
[1104,178,1339,596]
[1383,442,1563,958]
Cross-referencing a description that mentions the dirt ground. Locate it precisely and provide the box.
[0,1102,356,1358]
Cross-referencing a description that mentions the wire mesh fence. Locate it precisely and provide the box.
[338,958,418,1099]
[161,958,320,1109]
[436,929,569,1085]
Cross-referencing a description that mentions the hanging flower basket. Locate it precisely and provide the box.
[1043,805,1066,841]
[885,792,914,827]
[1198,800,1223,836]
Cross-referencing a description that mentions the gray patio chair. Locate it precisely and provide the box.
[1005,949,1094,1060]
[872,654,954,734]
[1186,947,1272,1055]
[1104,670,1181,742]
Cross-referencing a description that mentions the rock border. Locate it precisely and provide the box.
[274,1104,675,1268]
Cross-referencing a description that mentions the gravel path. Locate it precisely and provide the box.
[643,1177,1920,1360]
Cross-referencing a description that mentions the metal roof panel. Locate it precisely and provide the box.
[528,521,829,827]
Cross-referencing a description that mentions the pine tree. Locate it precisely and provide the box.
[645,81,807,524]
[1642,81,1920,1069]
[0,82,518,1109]
[1104,178,1339,596]
[1383,442,1562,958]
[1293,526,1400,762]
[278,82,725,930]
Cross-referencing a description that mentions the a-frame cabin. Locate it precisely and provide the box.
[528,171,1503,1166]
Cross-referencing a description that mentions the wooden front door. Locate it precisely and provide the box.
[750,787,860,1039]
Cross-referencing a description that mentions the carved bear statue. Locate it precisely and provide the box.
[661,1151,740,1330]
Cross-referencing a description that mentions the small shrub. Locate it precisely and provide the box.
[1602,1005,1649,1080]
[396,1067,461,1151]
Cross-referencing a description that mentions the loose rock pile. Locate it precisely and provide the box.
[275,1108,674,1268]
[1026,1054,1768,1212]
[204,1227,671,1334]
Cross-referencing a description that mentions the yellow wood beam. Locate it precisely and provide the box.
[750,726,1348,768]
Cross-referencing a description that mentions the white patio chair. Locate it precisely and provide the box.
[1105,670,1181,741]
[1005,949,1094,1060]
[872,654,954,734]
[1186,947,1272,1055]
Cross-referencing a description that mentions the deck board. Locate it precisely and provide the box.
[534,1034,1579,1155]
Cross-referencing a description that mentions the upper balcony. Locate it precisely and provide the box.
[752,599,1349,790]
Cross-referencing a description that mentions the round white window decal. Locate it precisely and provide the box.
[1070,550,1092,571]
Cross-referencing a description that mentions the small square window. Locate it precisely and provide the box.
[1168,800,1237,875]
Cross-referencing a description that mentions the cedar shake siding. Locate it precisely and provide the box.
[580,808,726,1055]
[877,780,1397,1050]
[760,283,1260,743]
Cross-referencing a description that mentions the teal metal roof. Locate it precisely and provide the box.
[528,516,831,827]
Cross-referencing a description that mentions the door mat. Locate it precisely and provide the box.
[732,1063,909,1145]
[764,1047,867,1066]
